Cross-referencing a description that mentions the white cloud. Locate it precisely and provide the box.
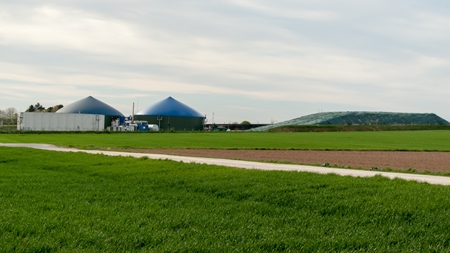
[386,11,450,42]
[0,5,144,54]
[0,1,450,122]
[228,0,337,21]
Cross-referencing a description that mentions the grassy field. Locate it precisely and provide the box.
[2,147,450,252]
[1,130,450,151]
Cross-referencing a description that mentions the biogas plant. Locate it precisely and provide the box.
[17,96,450,132]
[18,96,206,132]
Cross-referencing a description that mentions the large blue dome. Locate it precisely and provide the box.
[56,96,124,116]
[136,97,204,118]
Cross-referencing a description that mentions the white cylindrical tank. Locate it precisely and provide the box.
[148,124,159,131]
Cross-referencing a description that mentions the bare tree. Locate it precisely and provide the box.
[0,107,18,125]
[0,109,3,127]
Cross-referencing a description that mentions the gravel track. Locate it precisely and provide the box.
[120,149,450,172]
[3,143,450,185]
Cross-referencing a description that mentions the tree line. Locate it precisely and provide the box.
[0,103,64,126]
[26,103,64,112]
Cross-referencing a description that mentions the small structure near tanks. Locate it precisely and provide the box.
[120,120,159,132]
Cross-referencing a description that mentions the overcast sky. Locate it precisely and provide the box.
[1,1,450,124]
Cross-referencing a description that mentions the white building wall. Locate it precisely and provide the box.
[18,112,105,131]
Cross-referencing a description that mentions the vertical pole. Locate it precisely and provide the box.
[132,102,135,122]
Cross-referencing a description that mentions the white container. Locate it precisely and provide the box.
[148,124,160,131]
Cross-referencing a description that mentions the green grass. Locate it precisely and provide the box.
[2,147,450,252]
[1,130,450,151]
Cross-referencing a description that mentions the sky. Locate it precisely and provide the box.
[1,0,450,124]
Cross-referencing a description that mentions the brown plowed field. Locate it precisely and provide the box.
[120,149,450,173]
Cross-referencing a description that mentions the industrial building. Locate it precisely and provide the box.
[56,96,124,127]
[18,96,124,131]
[250,111,450,131]
[135,97,205,131]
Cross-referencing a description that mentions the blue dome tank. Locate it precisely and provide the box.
[136,97,203,118]
[56,96,124,116]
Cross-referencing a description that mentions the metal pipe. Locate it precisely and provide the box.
[132,102,135,122]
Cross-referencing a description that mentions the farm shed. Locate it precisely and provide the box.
[135,97,205,131]
[18,112,105,131]
[18,96,124,131]
[250,111,450,131]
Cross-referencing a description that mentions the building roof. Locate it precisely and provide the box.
[136,96,204,118]
[56,96,124,116]
[251,111,450,131]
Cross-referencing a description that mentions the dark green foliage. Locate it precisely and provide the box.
[1,147,450,251]
[0,125,17,132]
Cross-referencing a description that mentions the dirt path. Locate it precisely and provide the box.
[119,149,450,172]
[3,143,450,185]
